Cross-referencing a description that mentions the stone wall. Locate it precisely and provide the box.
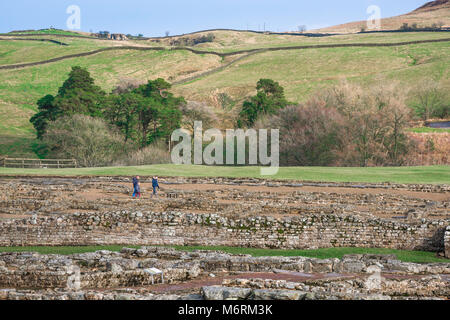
[445,226,450,258]
[0,211,446,252]
[1,247,449,291]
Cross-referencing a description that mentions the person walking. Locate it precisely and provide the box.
[132,176,141,199]
[152,176,160,198]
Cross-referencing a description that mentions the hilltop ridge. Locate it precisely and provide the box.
[413,0,449,13]
[316,0,450,33]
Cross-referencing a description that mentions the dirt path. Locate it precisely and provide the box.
[161,183,450,202]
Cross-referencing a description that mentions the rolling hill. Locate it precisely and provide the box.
[0,2,449,158]
[316,0,450,33]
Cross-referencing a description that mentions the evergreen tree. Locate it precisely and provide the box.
[30,66,105,139]
[29,95,60,139]
[238,79,289,127]
[134,78,185,147]
[54,66,105,117]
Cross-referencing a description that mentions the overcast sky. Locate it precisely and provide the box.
[0,0,429,36]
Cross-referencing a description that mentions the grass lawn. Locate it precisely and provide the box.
[0,164,449,184]
[408,127,450,133]
[0,245,447,264]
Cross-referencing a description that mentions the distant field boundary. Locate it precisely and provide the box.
[0,33,99,40]
[0,38,68,46]
[0,29,339,40]
[1,28,448,40]
[1,37,449,71]
[0,45,224,70]
[172,51,260,85]
[138,28,450,40]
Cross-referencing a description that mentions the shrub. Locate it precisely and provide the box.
[180,101,219,132]
[409,80,449,120]
[114,141,171,166]
[263,102,345,166]
[405,133,449,165]
[400,23,409,31]
[43,115,129,167]
[169,33,215,46]
[321,82,412,166]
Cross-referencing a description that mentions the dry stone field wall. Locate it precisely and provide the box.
[1,247,449,300]
[0,177,448,256]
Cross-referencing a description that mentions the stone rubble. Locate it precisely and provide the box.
[0,247,448,300]
[0,176,448,300]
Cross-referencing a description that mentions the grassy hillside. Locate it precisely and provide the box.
[174,40,450,104]
[0,37,115,65]
[316,0,450,33]
[137,30,450,53]
[0,30,449,158]
[0,164,449,184]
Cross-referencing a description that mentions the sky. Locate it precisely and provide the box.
[0,0,430,36]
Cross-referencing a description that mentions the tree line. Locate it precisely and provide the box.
[30,66,448,167]
[237,78,448,167]
[30,66,185,166]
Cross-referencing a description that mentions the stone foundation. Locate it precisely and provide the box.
[0,247,449,300]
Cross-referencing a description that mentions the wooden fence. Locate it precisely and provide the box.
[0,157,77,169]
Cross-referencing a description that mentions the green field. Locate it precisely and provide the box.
[0,164,448,184]
[408,127,450,133]
[0,245,447,263]
[0,31,449,158]
[5,28,89,36]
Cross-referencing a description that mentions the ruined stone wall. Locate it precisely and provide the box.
[445,226,450,258]
[2,248,449,292]
[1,175,449,193]
[0,211,446,252]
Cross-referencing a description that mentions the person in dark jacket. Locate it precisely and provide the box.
[132,176,141,198]
[152,176,160,198]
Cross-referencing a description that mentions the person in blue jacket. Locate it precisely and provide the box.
[132,176,141,198]
[152,176,160,198]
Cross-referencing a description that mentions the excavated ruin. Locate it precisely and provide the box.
[0,176,448,300]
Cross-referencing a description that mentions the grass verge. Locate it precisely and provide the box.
[173,246,449,264]
[0,164,449,184]
[0,245,447,264]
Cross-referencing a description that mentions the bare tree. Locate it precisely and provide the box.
[297,25,307,33]
[262,101,345,166]
[410,80,448,120]
[43,115,129,167]
[112,78,144,94]
[322,81,411,166]
[180,101,218,132]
